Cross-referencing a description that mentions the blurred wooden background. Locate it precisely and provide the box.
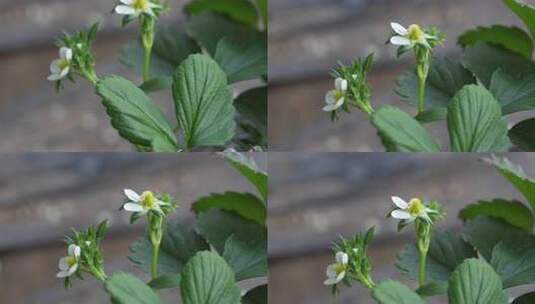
[268,0,534,151]
[268,153,535,304]
[0,152,266,303]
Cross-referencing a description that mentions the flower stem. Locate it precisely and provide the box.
[417,75,426,114]
[151,242,160,279]
[418,248,428,286]
[140,15,155,82]
[143,45,152,82]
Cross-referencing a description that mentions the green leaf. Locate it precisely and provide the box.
[490,69,535,114]
[119,26,201,78]
[172,54,235,149]
[148,274,181,290]
[242,285,267,304]
[414,107,447,123]
[186,0,259,27]
[129,220,209,275]
[96,76,178,152]
[235,86,267,138]
[396,230,477,283]
[459,199,533,231]
[180,251,241,304]
[192,191,266,225]
[223,234,267,281]
[415,282,448,298]
[395,57,476,108]
[512,292,535,304]
[509,118,535,151]
[371,106,441,152]
[255,0,267,28]
[222,149,268,202]
[462,216,531,260]
[372,280,425,304]
[139,77,172,93]
[447,85,510,152]
[447,259,507,304]
[462,42,535,87]
[214,35,267,83]
[458,25,533,58]
[197,209,266,254]
[105,273,161,304]
[486,155,535,210]
[503,0,535,41]
[491,239,535,288]
[187,12,259,55]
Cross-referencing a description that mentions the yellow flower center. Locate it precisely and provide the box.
[407,24,425,43]
[334,263,346,275]
[66,256,77,267]
[58,59,70,71]
[140,191,157,209]
[408,198,424,216]
[133,0,150,11]
[334,90,345,101]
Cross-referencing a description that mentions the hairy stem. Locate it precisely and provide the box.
[417,75,426,114]
[151,242,160,279]
[418,248,428,286]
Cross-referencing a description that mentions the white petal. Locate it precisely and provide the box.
[48,73,62,81]
[58,257,69,271]
[57,270,71,278]
[335,78,348,91]
[390,36,411,46]
[73,246,81,258]
[124,189,140,202]
[326,264,337,278]
[120,0,134,4]
[59,67,70,78]
[392,196,408,209]
[50,59,61,74]
[115,5,137,15]
[123,202,144,212]
[391,22,408,35]
[324,277,338,285]
[335,271,346,283]
[322,99,343,112]
[325,90,337,104]
[67,244,78,256]
[391,209,412,220]
[67,264,78,276]
[59,47,72,61]
[336,252,348,264]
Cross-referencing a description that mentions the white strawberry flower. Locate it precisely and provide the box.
[57,244,81,278]
[324,252,349,285]
[48,47,73,81]
[323,78,348,112]
[390,196,434,223]
[114,0,160,17]
[390,22,434,48]
[123,189,167,215]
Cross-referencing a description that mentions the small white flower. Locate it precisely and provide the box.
[48,47,73,81]
[390,196,434,223]
[114,0,160,17]
[324,252,349,285]
[390,22,434,48]
[123,189,167,215]
[323,78,348,112]
[57,244,81,278]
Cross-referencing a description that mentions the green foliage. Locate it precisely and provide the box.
[513,292,535,304]
[223,234,267,281]
[96,76,178,152]
[490,69,535,115]
[503,0,535,42]
[509,118,535,151]
[372,280,425,304]
[180,251,241,304]
[105,273,162,304]
[458,25,533,58]
[148,273,181,290]
[447,259,507,304]
[396,230,477,283]
[415,282,448,298]
[192,191,266,225]
[459,199,533,231]
[172,54,235,149]
[447,85,510,152]
[186,0,259,27]
[215,35,267,83]
[395,57,476,110]
[491,239,535,288]
[371,106,441,152]
[242,285,268,304]
[235,86,268,141]
[221,149,268,202]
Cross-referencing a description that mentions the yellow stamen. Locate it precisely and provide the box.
[133,0,150,11]
[334,263,346,274]
[66,256,77,267]
[58,59,70,71]
[407,24,426,44]
[334,90,345,101]
[408,198,424,216]
[140,191,157,208]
